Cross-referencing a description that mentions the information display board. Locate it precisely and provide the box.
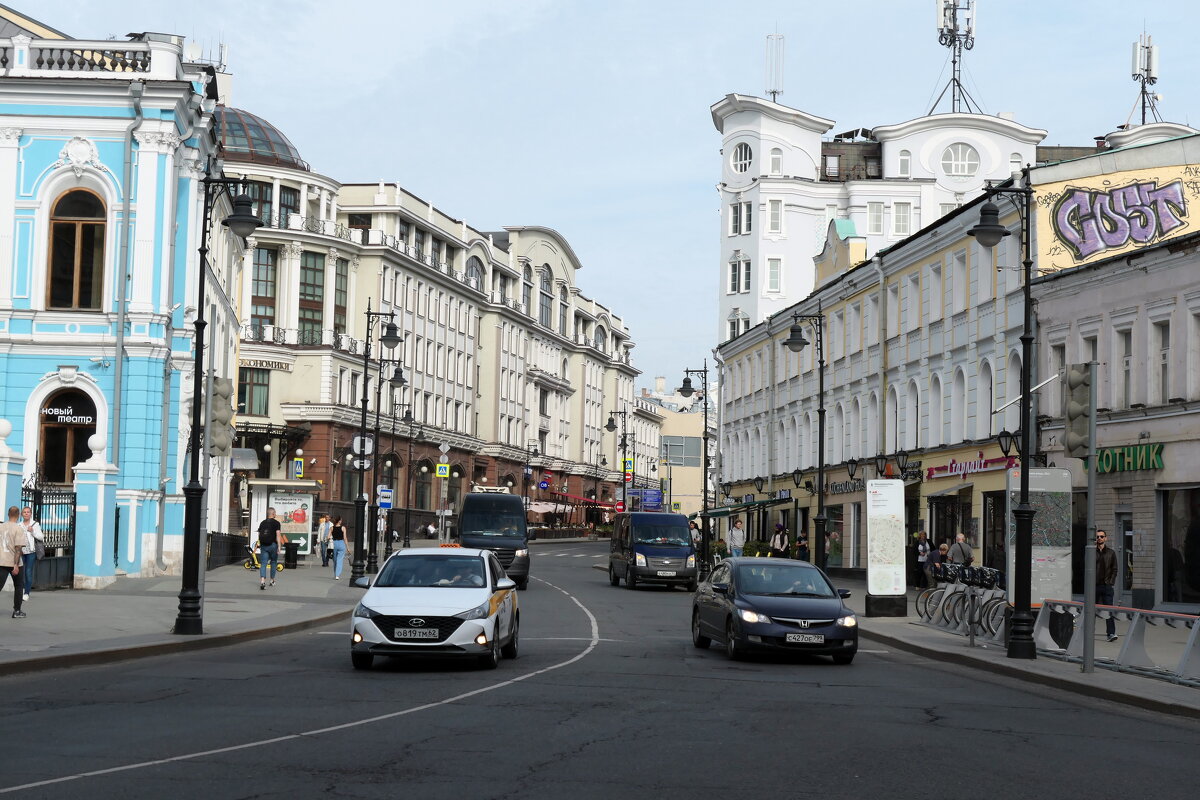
[1006,467,1073,606]
[866,480,906,597]
[268,491,314,555]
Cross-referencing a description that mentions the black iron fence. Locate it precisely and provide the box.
[207,532,248,570]
[21,486,76,589]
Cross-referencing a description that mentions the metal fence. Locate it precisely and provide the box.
[20,486,76,589]
[207,532,248,570]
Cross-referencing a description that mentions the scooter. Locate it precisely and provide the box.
[243,544,285,572]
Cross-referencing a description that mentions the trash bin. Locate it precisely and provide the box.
[284,540,299,569]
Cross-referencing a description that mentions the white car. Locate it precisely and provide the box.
[350,547,519,670]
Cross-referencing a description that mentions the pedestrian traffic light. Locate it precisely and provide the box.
[208,376,236,459]
[1064,363,1092,459]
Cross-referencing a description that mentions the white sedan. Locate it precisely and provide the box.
[350,547,519,670]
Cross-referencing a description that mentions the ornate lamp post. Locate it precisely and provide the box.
[968,165,1037,660]
[677,361,713,574]
[781,302,827,570]
[605,410,630,508]
[175,163,261,636]
[352,300,401,583]
[523,441,540,514]
[368,361,406,572]
[401,408,422,549]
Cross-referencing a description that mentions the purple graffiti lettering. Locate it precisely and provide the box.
[1051,178,1189,262]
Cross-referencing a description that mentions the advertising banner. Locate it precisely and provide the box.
[866,480,906,597]
[268,491,313,555]
[1006,467,1073,605]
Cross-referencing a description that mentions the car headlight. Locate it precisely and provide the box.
[515,548,529,558]
[837,615,858,628]
[686,554,696,568]
[739,608,769,623]
[455,601,491,621]
[635,553,647,567]
[353,602,380,620]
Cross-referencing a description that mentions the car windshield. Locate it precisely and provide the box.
[735,563,833,597]
[633,524,691,546]
[375,555,487,588]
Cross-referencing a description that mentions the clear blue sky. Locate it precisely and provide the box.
[31,0,1200,386]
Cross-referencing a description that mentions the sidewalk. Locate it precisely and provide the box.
[2,540,1198,722]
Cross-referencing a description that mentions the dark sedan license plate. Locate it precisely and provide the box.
[786,633,824,644]
[395,628,438,639]
[656,570,677,577]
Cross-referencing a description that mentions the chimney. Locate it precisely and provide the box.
[654,376,666,394]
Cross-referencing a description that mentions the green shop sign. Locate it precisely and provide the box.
[1085,443,1164,474]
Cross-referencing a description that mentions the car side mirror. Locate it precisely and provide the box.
[838,588,851,599]
[496,577,517,591]
[712,583,729,595]
[352,576,371,589]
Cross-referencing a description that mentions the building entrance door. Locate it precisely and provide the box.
[38,388,97,484]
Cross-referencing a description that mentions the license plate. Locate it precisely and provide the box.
[786,633,824,644]
[394,628,438,639]
[656,570,677,577]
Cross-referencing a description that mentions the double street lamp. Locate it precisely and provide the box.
[369,359,406,573]
[677,362,712,574]
[604,410,630,508]
[352,300,402,583]
[968,166,1037,660]
[782,301,827,570]
[523,440,540,513]
[400,407,423,549]
[175,164,262,636]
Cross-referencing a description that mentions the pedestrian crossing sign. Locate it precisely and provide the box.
[672,502,681,511]
[436,463,450,478]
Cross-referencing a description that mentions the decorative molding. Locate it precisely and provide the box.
[0,128,22,143]
[134,131,183,152]
[282,241,304,259]
[52,137,112,179]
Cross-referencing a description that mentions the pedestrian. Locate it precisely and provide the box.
[728,518,746,558]
[0,506,27,619]
[947,532,973,565]
[256,507,287,589]
[926,539,944,586]
[330,515,348,580]
[688,520,701,549]
[915,531,931,588]
[19,506,44,601]
[796,534,810,563]
[428,521,441,543]
[317,514,332,567]
[769,523,788,557]
[1096,529,1118,642]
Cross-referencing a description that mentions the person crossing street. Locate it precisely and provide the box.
[0,506,27,618]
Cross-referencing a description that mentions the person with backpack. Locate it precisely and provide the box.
[257,507,287,590]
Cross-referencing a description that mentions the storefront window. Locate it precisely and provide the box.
[1163,488,1200,604]
[825,504,844,567]
[982,492,1007,571]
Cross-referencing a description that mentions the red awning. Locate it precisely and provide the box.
[551,491,615,508]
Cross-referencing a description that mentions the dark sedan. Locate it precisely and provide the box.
[691,557,858,664]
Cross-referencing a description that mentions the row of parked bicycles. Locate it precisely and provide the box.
[915,563,1009,637]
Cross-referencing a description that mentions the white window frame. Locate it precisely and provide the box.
[728,261,740,294]
[741,259,751,293]
[893,202,911,236]
[732,142,752,173]
[769,148,782,175]
[768,199,782,233]
[941,143,980,177]
[824,155,840,177]
[898,150,911,178]
[928,263,943,322]
[867,202,883,235]
[742,202,752,234]
[766,257,782,293]
[729,202,741,236]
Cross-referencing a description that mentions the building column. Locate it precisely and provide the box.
[0,420,26,510]
[0,127,21,308]
[72,434,119,589]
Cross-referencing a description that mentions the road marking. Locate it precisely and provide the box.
[0,576,600,795]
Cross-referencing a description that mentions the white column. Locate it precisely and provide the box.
[0,127,21,307]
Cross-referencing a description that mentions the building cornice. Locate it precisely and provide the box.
[872,113,1046,145]
[710,93,834,135]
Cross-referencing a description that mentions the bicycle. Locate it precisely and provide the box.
[243,545,284,573]
[915,562,962,620]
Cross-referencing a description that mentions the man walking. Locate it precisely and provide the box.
[0,506,27,618]
[257,507,287,590]
[1096,529,1118,642]
[728,518,746,558]
[916,531,932,588]
[947,532,973,565]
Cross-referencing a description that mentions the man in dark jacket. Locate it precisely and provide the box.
[1096,530,1118,642]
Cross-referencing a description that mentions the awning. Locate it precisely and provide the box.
[927,481,973,498]
[526,501,561,514]
[247,478,324,491]
[692,497,790,520]
[231,448,260,471]
[551,491,616,508]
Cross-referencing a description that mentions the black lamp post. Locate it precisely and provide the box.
[400,408,422,549]
[677,362,712,573]
[782,301,827,570]
[352,300,401,583]
[368,360,406,573]
[523,441,540,515]
[968,165,1037,660]
[605,410,630,508]
[846,458,860,480]
[874,453,889,477]
[175,164,261,636]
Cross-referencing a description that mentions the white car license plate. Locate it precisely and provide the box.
[395,628,438,639]
[786,633,824,644]
[656,570,677,577]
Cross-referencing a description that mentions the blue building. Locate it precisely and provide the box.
[0,12,244,587]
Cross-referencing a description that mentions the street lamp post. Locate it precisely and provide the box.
[401,408,422,549]
[523,441,540,514]
[175,164,262,636]
[968,165,1037,660]
[782,302,827,570]
[353,299,402,583]
[676,362,712,574]
[369,359,406,573]
[604,410,630,509]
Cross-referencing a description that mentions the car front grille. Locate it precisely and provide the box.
[487,547,516,567]
[773,617,836,630]
[375,615,464,643]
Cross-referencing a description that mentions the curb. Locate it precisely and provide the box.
[0,608,351,678]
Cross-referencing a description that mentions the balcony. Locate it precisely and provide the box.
[1,37,181,81]
[241,324,366,355]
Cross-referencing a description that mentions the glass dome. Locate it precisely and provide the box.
[214,106,309,171]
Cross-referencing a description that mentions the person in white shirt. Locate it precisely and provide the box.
[19,506,43,601]
[0,506,27,618]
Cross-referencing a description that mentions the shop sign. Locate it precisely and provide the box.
[774,488,792,500]
[239,358,293,372]
[1086,443,1164,474]
[926,452,1015,481]
[40,405,94,425]
[827,478,865,495]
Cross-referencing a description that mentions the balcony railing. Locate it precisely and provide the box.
[1,38,181,80]
[241,324,366,355]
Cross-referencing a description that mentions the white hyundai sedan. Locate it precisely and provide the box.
[350,547,519,670]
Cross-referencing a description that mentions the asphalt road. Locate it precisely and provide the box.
[6,541,1200,799]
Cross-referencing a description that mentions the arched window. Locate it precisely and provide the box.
[39,387,98,484]
[941,143,980,177]
[929,374,943,447]
[898,150,911,178]
[906,380,920,450]
[832,404,845,464]
[977,360,994,440]
[538,270,553,327]
[465,256,484,289]
[886,386,899,453]
[952,369,967,443]
[48,189,106,310]
[1009,152,1023,174]
[558,286,568,335]
[732,142,752,173]
[593,325,607,353]
[769,148,783,175]
[415,460,433,509]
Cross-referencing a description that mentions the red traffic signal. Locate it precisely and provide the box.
[615,500,626,513]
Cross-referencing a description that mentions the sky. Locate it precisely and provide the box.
[29,0,1200,387]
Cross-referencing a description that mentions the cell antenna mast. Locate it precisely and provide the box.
[766,33,784,103]
[1130,33,1162,125]
[929,0,981,114]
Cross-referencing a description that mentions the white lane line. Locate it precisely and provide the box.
[0,576,600,795]
[571,554,588,558]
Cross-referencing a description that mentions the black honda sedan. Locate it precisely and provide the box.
[691,558,858,664]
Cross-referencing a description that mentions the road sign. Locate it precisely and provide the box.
[623,472,632,483]
[439,442,451,454]
[350,457,372,471]
[538,480,549,490]
[352,435,374,456]
[378,488,393,509]
[291,457,304,480]
[436,463,450,478]
[615,500,626,513]
[672,502,681,512]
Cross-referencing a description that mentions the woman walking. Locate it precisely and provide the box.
[330,516,348,580]
[19,507,43,601]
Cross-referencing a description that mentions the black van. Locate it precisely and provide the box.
[457,492,530,590]
[609,511,697,591]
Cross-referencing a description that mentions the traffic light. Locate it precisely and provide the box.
[208,376,236,459]
[1064,363,1092,459]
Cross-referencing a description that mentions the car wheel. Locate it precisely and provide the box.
[609,565,620,586]
[725,619,743,661]
[351,651,373,671]
[478,630,501,670]
[833,651,856,665]
[517,579,529,591]
[691,609,711,649]
[625,568,638,590]
[501,616,520,659]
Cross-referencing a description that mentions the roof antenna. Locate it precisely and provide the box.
[929,0,981,114]
[765,32,784,103]
[1128,32,1163,126]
